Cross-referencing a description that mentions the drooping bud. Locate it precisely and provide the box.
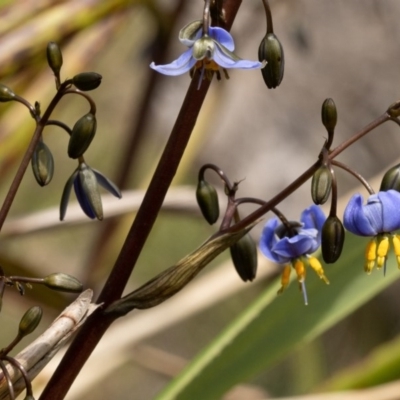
[46,42,63,77]
[68,113,97,159]
[258,33,284,89]
[73,72,102,91]
[196,179,219,224]
[380,163,400,192]
[321,216,345,263]
[321,98,337,134]
[230,233,258,282]
[18,306,42,338]
[311,165,332,205]
[0,83,16,102]
[78,163,103,220]
[31,140,54,186]
[43,273,83,293]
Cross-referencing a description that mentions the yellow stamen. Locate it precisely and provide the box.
[294,259,306,282]
[277,265,291,295]
[392,235,400,268]
[364,239,377,274]
[376,235,389,269]
[308,257,330,285]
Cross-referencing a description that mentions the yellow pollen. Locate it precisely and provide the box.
[278,265,291,295]
[376,236,389,269]
[194,59,220,72]
[364,239,377,274]
[308,257,330,285]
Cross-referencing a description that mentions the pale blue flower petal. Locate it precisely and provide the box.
[150,50,196,76]
[209,26,235,51]
[93,169,122,199]
[273,232,317,260]
[213,44,262,69]
[179,20,203,47]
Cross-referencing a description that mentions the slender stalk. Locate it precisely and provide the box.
[229,112,390,233]
[0,81,71,231]
[262,0,274,34]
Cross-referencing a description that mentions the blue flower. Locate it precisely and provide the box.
[259,205,328,304]
[343,190,400,273]
[60,163,121,221]
[150,20,262,85]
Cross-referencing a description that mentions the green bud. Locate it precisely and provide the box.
[311,165,332,205]
[68,113,97,159]
[73,72,102,91]
[230,233,258,282]
[31,140,54,186]
[46,42,63,76]
[43,273,83,293]
[0,83,15,102]
[321,98,337,134]
[321,216,345,263]
[18,306,42,337]
[258,33,284,89]
[380,163,400,192]
[79,163,103,220]
[196,179,219,224]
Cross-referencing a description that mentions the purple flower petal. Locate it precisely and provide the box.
[259,218,281,263]
[343,193,377,236]
[150,50,196,76]
[209,26,235,51]
[272,232,318,260]
[379,190,400,232]
[301,205,326,241]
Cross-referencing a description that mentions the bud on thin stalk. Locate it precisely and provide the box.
[311,165,332,205]
[196,179,219,224]
[258,33,284,89]
[321,98,337,149]
[46,42,63,85]
[380,163,400,192]
[68,113,97,159]
[18,306,42,338]
[0,83,16,102]
[230,233,258,282]
[31,140,54,186]
[73,72,102,91]
[321,216,345,263]
[43,273,83,293]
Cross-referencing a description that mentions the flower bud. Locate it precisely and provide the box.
[0,83,15,102]
[73,72,102,91]
[46,42,63,76]
[78,163,103,220]
[321,98,337,134]
[258,33,284,89]
[380,163,400,192]
[68,113,97,159]
[321,216,345,263]
[196,179,219,224]
[31,141,54,186]
[18,306,42,337]
[311,165,332,205]
[230,233,258,282]
[43,273,83,293]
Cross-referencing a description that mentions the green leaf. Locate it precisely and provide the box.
[156,233,400,400]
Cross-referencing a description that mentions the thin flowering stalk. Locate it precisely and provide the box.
[229,112,391,234]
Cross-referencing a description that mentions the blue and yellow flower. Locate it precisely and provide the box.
[343,190,400,273]
[259,205,328,304]
[150,20,262,85]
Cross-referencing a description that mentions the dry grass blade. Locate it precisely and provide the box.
[0,289,100,399]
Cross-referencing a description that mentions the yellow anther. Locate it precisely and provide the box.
[364,239,377,274]
[376,236,389,269]
[293,259,306,282]
[277,265,291,295]
[308,257,330,285]
[392,235,400,269]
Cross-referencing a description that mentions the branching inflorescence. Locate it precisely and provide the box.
[1,0,400,399]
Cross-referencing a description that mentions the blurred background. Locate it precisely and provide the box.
[1,0,400,399]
